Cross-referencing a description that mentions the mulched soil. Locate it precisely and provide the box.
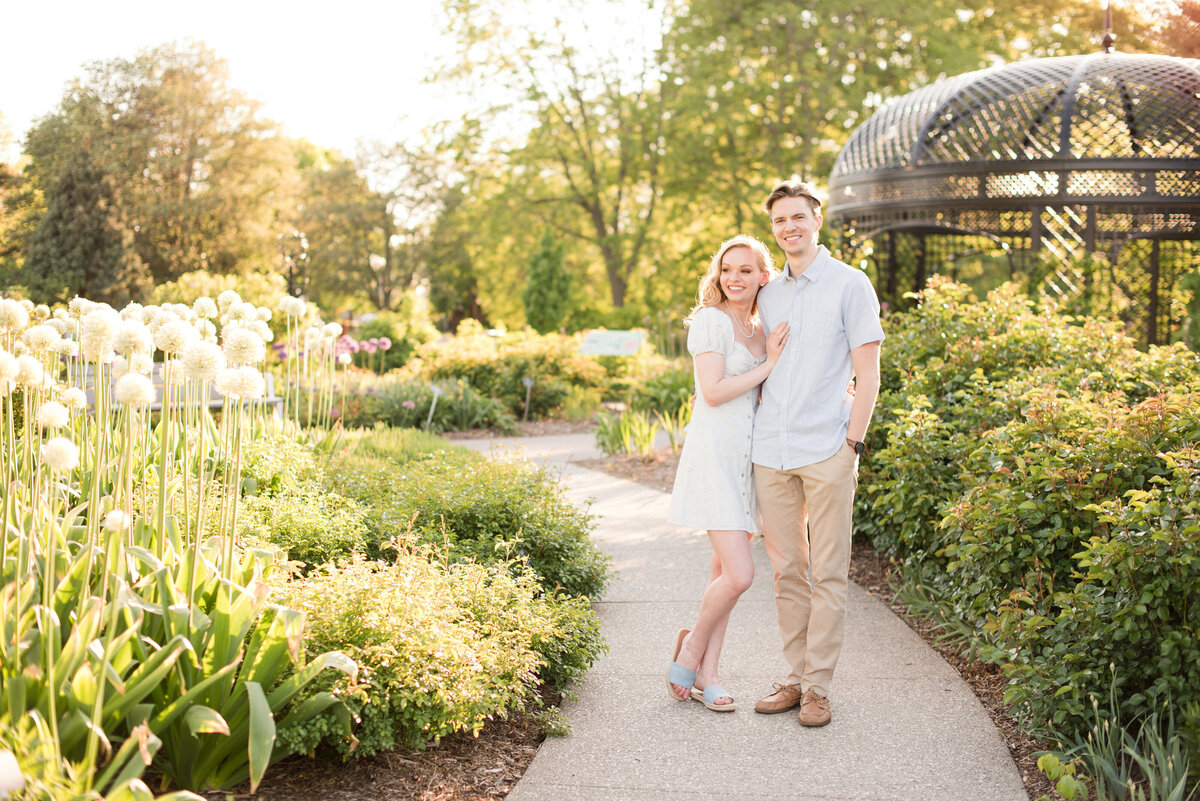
[198,713,544,801]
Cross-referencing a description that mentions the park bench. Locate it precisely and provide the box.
[78,363,283,418]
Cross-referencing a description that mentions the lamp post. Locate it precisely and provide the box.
[278,231,309,297]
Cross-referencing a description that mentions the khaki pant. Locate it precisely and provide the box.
[754,445,858,698]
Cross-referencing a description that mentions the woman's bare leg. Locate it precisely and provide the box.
[668,530,754,703]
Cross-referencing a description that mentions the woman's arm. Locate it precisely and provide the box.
[695,323,790,406]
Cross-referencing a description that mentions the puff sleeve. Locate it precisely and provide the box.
[687,307,731,357]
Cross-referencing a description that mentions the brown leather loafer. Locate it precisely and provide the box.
[754,683,804,714]
[798,689,831,727]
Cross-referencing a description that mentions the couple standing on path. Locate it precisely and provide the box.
[665,179,885,727]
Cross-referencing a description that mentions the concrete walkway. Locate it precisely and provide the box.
[457,434,1026,801]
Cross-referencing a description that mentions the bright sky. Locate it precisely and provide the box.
[0,0,461,162]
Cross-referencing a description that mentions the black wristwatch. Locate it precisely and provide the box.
[846,437,866,455]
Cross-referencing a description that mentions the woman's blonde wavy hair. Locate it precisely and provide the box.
[685,234,775,324]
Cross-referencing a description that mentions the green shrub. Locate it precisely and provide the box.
[856,275,1200,758]
[626,359,692,415]
[407,328,608,419]
[327,456,609,598]
[940,390,1200,628]
[240,432,320,496]
[991,449,1200,747]
[348,425,477,466]
[273,553,605,757]
[334,375,519,433]
[241,482,369,570]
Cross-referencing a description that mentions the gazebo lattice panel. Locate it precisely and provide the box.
[827,51,1200,344]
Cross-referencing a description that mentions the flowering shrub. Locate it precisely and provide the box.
[274,552,605,757]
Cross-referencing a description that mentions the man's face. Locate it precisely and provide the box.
[769,196,822,263]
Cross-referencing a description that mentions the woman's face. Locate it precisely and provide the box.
[718,245,767,303]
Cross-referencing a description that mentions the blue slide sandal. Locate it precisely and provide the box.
[666,628,695,701]
[690,684,737,712]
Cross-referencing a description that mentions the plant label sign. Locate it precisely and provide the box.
[578,330,646,356]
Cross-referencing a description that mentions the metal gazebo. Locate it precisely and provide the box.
[826,50,1200,344]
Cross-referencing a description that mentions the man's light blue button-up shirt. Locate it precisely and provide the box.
[752,245,885,471]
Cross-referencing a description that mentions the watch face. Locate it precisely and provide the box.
[853,440,866,454]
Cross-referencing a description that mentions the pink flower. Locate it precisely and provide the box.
[379,337,392,350]
[368,337,381,347]
[402,400,416,410]
[363,342,378,354]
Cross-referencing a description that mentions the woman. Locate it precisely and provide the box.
[665,234,789,711]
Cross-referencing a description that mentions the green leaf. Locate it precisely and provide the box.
[184,705,230,736]
[245,681,276,794]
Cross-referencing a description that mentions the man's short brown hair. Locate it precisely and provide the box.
[764,180,823,214]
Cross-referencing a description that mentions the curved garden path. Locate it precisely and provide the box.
[459,433,1026,801]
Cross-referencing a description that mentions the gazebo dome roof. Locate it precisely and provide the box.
[830,51,1200,181]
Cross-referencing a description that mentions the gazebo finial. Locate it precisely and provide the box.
[1102,0,1116,53]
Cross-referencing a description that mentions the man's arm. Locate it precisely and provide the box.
[847,340,881,443]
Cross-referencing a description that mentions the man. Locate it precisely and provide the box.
[751,179,884,727]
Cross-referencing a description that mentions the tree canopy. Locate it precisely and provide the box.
[1,4,1185,326]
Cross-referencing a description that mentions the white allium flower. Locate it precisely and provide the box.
[10,342,24,356]
[130,352,153,375]
[215,366,265,400]
[47,318,68,335]
[0,351,17,382]
[116,320,153,355]
[22,324,60,353]
[61,387,87,410]
[140,305,160,324]
[53,339,79,357]
[222,327,266,364]
[337,352,352,365]
[249,320,274,343]
[228,301,257,322]
[53,308,70,322]
[193,297,218,319]
[19,299,33,312]
[217,290,241,311]
[181,341,226,382]
[279,296,307,318]
[148,309,180,332]
[111,356,130,381]
[323,322,343,338]
[303,327,323,349]
[164,303,193,320]
[68,297,93,318]
[15,355,43,386]
[33,304,50,319]
[196,319,218,343]
[0,299,29,331]
[42,437,79,472]
[115,373,156,406]
[120,302,145,321]
[36,401,69,429]
[80,308,120,362]
[161,359,185,387]
[256,306,272,322]
[103,509,131,533]
[154,319,196,355]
